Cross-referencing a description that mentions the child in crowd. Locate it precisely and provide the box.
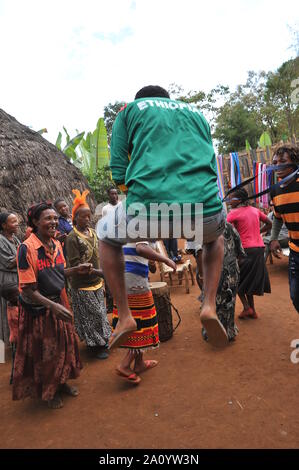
[113,241,176,385]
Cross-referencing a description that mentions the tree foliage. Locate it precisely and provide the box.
[265,56,299,140]
[87,165,116,203]
[103,101,125,145]
[168,51,299,153]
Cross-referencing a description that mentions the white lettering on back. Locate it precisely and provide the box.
[137,101,148,111]
[168,101,179,110]
[155,100,166,108]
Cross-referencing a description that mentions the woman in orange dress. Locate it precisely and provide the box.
[13,202,91,409]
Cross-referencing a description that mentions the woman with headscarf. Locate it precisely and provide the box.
[13,202,91,409]
[66,190,111,359]
[0,212,20,345]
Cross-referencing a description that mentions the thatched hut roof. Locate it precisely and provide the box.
[0,109,96,231]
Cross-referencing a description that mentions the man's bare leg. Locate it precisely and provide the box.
[200,235,224,319]
[99,241,136,346]
[200,235,228,346]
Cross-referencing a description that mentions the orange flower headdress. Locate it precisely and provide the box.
[72,189,90,220]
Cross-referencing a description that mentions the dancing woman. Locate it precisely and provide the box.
[227,189,272,319]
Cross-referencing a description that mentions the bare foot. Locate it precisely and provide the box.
[109,314,137,350]
[200,303,218,322]
[200,304,228,348]
[113,315,137,336]
[47,392,63,409]
[59,383,79,397]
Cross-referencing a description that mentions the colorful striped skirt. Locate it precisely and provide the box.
[112,290,159,350]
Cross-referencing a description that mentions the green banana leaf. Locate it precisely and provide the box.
[63,131,85,155]
[259,131,272,148]
[64,146,78,161]
[56,132,62,150]
[80,138,93,177]
[63,126,71,144]
[95,118,109,169]
[79,119,109,181]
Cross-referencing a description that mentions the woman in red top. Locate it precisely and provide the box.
[227,188,272,319]
[13,202,91,409]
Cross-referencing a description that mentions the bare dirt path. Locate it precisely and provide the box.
[1,256,299,449]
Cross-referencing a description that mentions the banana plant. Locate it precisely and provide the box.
[79,118,109,181]
[258,131,272,148]
[245,139,251,151]
[55,127,85,167]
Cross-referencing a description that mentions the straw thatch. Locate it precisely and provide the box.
[0,109,95,231]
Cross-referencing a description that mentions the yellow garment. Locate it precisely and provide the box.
[73,227,103,289]
[73,226,97,264]
[79,280,103,291]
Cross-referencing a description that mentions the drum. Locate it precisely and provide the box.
[150,282,181,342]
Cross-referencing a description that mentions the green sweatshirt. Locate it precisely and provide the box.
[110,97,222,217]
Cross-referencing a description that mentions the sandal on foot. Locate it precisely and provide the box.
[247,309,258,319]
[116,369,141,385]
[200,316,228,348]
[238,308,254,319]
[135,360,158,374]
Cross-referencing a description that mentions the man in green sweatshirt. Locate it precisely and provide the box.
[98,85,227,349]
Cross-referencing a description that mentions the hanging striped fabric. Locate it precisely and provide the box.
[233,152,242,185]
[216,155,225,201]
[230,152,242,188]
[258,162,262,205]
[230,153,236,188]
[261,164,268,208]
[252,161,271,208]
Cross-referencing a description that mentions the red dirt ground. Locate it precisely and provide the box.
[1,255,299,449]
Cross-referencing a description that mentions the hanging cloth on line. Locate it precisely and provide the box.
[216,155,225,201]
[230,152,242,188]
[261,164,268,208]
[252,162,271,208]
[222,164,299,202]
[258,163,262,204]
